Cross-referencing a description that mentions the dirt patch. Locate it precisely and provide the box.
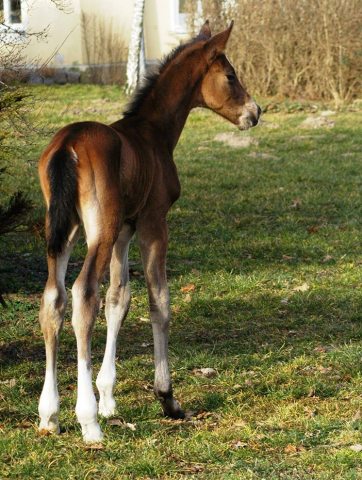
[247,152,279,160]
[213,132,259,148]
[300,116,335,129]
[258,119,280,129]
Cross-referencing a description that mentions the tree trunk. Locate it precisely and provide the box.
[125,0,146,95]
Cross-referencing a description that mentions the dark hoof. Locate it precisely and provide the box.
[155,390,185,419]
[161,397,185,419]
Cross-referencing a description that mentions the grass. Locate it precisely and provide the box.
[1,84,362,479]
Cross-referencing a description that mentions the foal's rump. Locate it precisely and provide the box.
[38,121,123,258]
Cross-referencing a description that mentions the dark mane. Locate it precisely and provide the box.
[123,34,207,118]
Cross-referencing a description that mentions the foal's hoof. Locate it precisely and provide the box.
[39,419,60,435]
[82,422,104,443]
[160,396,185,419]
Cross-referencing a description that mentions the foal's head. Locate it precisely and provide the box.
[195,21,261,130]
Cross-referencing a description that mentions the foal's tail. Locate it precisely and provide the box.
[46,146,78,258]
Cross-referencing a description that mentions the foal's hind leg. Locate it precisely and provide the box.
[138,218,185,419]
[71,230,117,442]
[97,223,135,417]
[39,224,80,434]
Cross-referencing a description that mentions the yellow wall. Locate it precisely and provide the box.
[23,0,189,67]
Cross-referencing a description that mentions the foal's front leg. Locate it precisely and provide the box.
[138,219,185,419]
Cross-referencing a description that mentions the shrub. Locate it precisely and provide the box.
[186,0,362,104]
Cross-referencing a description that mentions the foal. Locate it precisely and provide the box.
[38,20,261,442]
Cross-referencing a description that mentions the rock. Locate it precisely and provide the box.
[28,73,44,85]
[66,71,81,84]
[53,70,67,85]
[214,132,259,148]
[200,368,217,378]
[300,116,335,129]
[44,77,55,86]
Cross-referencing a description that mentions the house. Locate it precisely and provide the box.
[0,0,189,68]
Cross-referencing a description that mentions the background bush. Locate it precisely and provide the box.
[186,0,362,104]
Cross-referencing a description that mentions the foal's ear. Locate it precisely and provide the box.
[204,20,234,64]
[198,19,212,39]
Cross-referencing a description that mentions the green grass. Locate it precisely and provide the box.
[1,85,362,479]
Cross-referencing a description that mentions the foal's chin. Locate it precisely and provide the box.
[237,117,259,131]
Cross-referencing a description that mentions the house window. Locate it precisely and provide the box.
[0,1,4,24]
[10,0,22,24]
[172,0,187,34]
[1,0,24,27]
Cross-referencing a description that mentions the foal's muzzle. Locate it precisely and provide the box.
[238,101,261,130]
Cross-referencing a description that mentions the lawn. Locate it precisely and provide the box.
[1,85,362,479]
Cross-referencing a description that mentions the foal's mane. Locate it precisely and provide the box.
[123,33,208,118]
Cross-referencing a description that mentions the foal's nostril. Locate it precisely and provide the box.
[257,105,262,118]
[252,116,259,127]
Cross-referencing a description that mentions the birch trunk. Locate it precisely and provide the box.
[125,0,146,95]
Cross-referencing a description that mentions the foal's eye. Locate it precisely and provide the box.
[226,74,236,82]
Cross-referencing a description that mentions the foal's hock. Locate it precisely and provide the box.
[38,20,261,442]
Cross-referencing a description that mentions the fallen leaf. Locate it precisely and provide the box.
[323,254,333,262]
[197,411,213,420]
[284,444,298,453]
[139,317,150,323]
[282,255,293,261]
[141,342,153,348]
[353,410,361,421]
[284,444,306,453]
[183,293,192,303]
[172,306,181,313]
[181,284,196,292]
[293,283,309,292]
[107,419,123,426]
[281,298,289,304]
[8,379,16,388]
[308,226,320,234]
[292,199,302,209]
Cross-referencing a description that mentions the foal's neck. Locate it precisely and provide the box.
[129,64,201,153]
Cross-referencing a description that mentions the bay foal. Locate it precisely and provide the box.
[38,21,261,442]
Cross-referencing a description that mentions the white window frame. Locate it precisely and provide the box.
[171,0,187,35]
[0,0,27,38]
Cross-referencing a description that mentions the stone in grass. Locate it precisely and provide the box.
[200,368,217,378]
[213,132,259,148]
[300,116,335,129]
